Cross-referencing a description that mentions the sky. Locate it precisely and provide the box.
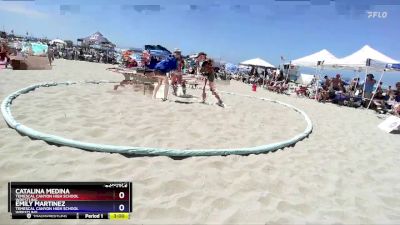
[0,0,399,84]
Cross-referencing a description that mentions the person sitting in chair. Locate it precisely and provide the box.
[331,74,343,91]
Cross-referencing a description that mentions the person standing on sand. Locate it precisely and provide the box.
[152,49,182,101]
[200,58,224,107]
[196,52,207,75]
[47,45,54,66]
[170,49,186,96]
[0,41,10,68]
[363,73,376,99]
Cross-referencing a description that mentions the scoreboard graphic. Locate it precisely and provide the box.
[8,182,132,220]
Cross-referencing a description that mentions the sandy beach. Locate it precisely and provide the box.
[1,59,400,224]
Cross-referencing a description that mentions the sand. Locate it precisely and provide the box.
[0,59,400,224]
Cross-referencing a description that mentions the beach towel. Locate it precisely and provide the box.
[154,56,177,73]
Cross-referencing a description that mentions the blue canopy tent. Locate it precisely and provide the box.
[144,45,171,60]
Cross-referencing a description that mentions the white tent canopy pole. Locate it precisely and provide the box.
[314,61,324,101]
[362,62,369,99]
[286,61,292,81]
[324,45,399,70]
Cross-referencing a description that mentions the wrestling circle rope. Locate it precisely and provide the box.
[1,81,313,157]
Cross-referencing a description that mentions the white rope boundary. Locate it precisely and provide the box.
[1,81,313,157]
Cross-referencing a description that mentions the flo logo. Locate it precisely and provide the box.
[367,11,388,19]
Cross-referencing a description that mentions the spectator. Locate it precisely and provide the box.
[47,46,54,66]
[0,41,10,68]
[322,75,331,89]
[331,74,343,91]
[364,73,377,99]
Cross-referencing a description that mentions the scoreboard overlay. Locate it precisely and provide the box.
[8,182,132,220]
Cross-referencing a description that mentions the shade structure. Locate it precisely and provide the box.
[324,45,399,70]
[144,45,171,59]
[81,32,114,46]
[365,58,400,109]
[292,49,337,68]
[49,39,66,45]
[240,58,275,68]
[296,73,315,85]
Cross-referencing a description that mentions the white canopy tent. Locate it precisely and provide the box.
[49,39,66,45]
[240,58,275,68]
[292,49,338,68]
[291,49,338,100]
[324,45,399,70]
[296,74,315,85]
[323,45,399,99]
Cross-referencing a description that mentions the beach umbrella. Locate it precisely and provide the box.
[225,63,238,73]
[240,58,275,68]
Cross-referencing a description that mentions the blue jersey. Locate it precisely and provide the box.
[154,56,177,73]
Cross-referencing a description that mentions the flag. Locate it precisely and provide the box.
[280,56,285,61]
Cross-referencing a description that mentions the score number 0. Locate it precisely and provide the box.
[118,192,125,211]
